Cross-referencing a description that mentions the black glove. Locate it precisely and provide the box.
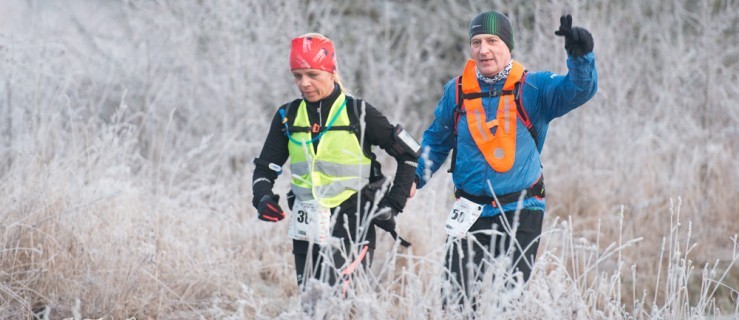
[373,206,398,232]
[372,206,412,247]
[257,194,285,222]
[554,14,594,57]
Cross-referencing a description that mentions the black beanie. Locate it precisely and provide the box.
[468,11,514,51]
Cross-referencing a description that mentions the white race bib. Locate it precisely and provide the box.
[287,200,331,245]
[444,197,484,238]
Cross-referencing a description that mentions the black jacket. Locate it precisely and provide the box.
[252,85,417,216]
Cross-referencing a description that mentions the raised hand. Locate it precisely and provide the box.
[554,14,594,57]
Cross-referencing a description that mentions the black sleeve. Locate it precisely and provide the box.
[251,105,290,208]
[362,102,419,212]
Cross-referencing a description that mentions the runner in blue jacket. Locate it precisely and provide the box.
[413,11,597,310]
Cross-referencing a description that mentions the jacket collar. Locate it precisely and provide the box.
[305,83,341,108]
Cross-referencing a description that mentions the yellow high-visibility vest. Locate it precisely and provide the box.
[288,93,371,208]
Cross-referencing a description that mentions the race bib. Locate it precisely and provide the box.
[287,200,331,245]
[444,197,484,238]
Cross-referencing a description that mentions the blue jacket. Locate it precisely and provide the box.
[416,53,598,217]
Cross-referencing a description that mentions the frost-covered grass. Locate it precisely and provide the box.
[1,0,737,319]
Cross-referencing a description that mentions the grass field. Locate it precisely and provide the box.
[1,0,737,319]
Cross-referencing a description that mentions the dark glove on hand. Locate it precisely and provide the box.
[372,205,413,247]
[373,207,397,232]
[554,14,594,57]
[257,194,285,222]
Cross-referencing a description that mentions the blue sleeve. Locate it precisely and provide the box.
[415,79,457,189]
[537,52,598,122]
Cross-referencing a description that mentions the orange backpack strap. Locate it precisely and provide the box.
[448,76,464,173]
[453,75,464,134]
[512,73,539,148]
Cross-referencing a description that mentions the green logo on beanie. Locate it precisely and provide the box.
[469,11,514,51]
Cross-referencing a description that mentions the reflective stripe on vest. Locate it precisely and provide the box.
[288,93,371,208]
[462,59,525,172]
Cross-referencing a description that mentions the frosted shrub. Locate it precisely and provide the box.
[1,0,736,318]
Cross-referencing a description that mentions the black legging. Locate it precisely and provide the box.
[443,209,543,310]
[291,197,377,288]
[294,242,374,287]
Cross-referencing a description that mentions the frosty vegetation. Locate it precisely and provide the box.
[1,0,737,319]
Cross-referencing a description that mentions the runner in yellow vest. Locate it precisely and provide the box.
[251,33,420,290]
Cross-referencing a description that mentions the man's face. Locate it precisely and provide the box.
[470,34,512,77]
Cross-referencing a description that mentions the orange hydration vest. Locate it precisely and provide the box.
[460,59,526,172]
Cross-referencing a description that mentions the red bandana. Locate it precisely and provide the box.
[289,36,336,73]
